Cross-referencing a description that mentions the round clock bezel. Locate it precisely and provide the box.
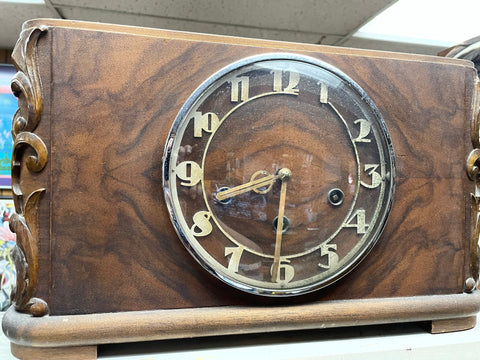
[163,53,395,297]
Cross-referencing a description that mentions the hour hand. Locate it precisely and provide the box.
[215,170,278,202]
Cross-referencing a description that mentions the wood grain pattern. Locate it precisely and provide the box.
[5,20,479,317]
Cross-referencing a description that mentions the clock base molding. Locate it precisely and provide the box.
[3,292,480,360]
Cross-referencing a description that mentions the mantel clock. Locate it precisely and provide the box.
[2,19,480,360]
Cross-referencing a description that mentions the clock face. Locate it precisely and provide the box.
[163,53,395,296]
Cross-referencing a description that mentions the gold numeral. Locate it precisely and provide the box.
[318,81,328,104]
[193,111,220,138]
[225,246,244,273]
[343,209,369,235]
[229,76,249,102]
[318,243,338,270]
[175,161,202,186]
[272,70,300,95]
[354,119,371,143]
[271,259,295,284]
[361,164,382,189]
[190,211,213,237]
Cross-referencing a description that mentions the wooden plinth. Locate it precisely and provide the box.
[3,292,480,359]
[11,343,97,360]
[430,316,478,334]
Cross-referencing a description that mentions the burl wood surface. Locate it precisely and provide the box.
[18,20,476,315]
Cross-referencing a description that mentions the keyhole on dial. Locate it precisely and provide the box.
[214,187,232,204]
[327,188,344,206]
[273,216,290,233]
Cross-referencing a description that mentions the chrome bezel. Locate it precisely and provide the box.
[163,53,395,297]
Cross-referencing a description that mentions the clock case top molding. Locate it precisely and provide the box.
[2,18,480,359]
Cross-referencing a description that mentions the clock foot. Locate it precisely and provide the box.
[10,343,97,360]
[429,316,477,334]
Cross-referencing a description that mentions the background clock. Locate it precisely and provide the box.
[2,19,479,360]
[164,54,395,296]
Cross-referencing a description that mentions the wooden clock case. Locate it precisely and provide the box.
[2,19,480,359]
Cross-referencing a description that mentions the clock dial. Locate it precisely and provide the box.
[163,53,395,296]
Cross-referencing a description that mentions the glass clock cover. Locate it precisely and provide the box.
[163,53,395,296]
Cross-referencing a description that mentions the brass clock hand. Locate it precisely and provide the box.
[215,170,278,202]
[271,168,292,282]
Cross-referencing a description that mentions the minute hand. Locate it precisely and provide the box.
[271,168,292,282]
[215,172,278,201]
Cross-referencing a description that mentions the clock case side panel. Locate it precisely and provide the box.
[8,20,478,315]
[45,25,248,315]
[316,54,477,300]
[8,25,53,316]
